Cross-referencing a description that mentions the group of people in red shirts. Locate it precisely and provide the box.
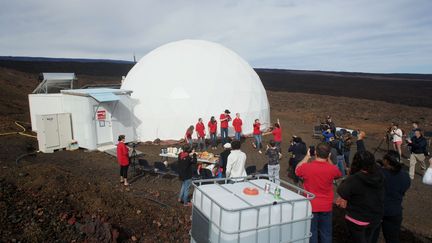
[184,109,283,153]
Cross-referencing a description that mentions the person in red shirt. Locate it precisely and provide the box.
[253,119,263,153]
[272,118,282,150]
[295,142,342,243]
[208,116,218,150]
[116,135,130,186]
[185,125,194,148]
[220,109,231,145]
[195,118,206,151]
[232,113,243,141]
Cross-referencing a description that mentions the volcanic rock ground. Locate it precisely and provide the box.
[0,65,431,242]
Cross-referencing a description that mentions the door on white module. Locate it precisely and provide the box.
[94,104,113,146]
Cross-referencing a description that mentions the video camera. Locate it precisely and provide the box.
[320,123,330,131]
[128,141,141,148]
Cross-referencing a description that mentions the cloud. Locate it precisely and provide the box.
[0,0,431,73]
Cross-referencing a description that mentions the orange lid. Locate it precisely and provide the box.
[243,187,259,196]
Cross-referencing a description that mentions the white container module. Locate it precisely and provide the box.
[35,113,73,153]
[29,88,135,151]
[191,176,314,243]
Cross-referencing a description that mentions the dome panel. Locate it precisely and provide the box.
[121,40,270,141]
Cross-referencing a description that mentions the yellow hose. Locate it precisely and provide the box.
[0,121,37,138]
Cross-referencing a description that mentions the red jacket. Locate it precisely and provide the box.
[208,121,217,134]
[296,160,341,212]
[196,122,205,138]
[233,118,243,132]
[272,127,282,142]
[220,114,231,128]
[253,122,261,135]
[117,142,129,166]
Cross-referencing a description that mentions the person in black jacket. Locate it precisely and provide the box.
[219,143,231,177]
[371,151,411,243]
[407,129,428,180]
[356,131,366,152]
[336,150,384,243]
[177,145,197,206]
[288,136,307,183]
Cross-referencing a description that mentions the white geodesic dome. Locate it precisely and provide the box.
[121,40,270,141]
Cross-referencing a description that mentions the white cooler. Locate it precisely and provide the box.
[191,176,314,243]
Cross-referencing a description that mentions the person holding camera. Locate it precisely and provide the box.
[326,115,336,135]
[407,129,428,180]
[288,136,307,183]
[116,135,130,186]
[322,128,335,142]
[342,132,353,168]
[178,145,197,206]
[295,143,342,243]
[390,123,403,158]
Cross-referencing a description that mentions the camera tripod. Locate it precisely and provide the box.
[129,143,140,176]
[374,132,390,155]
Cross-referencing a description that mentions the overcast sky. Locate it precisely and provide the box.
[1,0,431,73]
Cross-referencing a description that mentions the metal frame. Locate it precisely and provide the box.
[33,73,76,94]
[191,175,315,243]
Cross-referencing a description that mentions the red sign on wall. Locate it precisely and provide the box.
[96,110,106,120]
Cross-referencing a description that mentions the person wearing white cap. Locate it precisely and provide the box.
[220,142,231,177]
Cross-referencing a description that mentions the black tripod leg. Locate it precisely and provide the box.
[374,138,385,155]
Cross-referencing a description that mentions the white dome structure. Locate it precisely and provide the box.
[122,40,270,141]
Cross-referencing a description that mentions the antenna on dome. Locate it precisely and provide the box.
[133,52,137,63]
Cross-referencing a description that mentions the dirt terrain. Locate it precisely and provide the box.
[0,64,431,242]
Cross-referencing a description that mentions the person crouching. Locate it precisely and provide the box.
[117,135,130,186]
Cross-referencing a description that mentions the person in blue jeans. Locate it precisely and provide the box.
[296,143,342,243]
[310,212,333,243]
[208,116,218,150]
[253,119,263,153]
[339,131,353,168]
[177,145,197,206]
[220,109,231,145]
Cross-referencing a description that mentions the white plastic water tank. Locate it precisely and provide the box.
[191,179,313,243]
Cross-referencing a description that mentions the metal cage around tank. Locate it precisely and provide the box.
[190,175,315,243]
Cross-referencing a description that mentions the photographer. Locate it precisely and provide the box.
[390,123,403,158]
[116,135,130,186]
[330,133,347,176]
[288,136,307,183]
[326,115,336,135]
[322,128,335,142]
[296,143,341,243]
[342,131,353,168]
